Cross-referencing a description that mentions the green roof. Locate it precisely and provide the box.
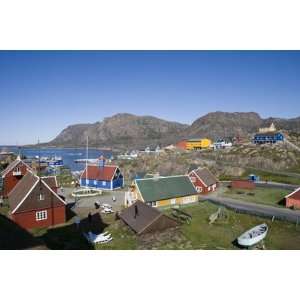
[135,175,197,203]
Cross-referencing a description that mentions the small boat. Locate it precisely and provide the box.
[74,158,98,164]
[72,187,103,198]
[237,223,268,247]
[48,156,64,167]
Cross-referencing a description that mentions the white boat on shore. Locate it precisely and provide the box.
[237,223,268,247]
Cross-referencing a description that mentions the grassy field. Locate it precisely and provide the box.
[2,201,300,250]
[166,202,300,250]
[220,169,300,185]
[246,169,300,185]
[221,186,288,207]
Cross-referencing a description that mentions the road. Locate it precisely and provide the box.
[201,194,300,224]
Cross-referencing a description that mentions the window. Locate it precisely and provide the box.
[190,176,196,183]
[102,181,106,186]
[151,201,157,207]
[36,210,47,221]
[38,194,45,201]
[183,197,195,204]
[196,186,202,193]
[94,180,97,185]
[86,179,89,185]
[13,167,21,176]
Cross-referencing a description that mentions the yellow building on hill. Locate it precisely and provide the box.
[186,138,212,150]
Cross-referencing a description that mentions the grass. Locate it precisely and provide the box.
[2,201,300,250]
[220,168,300,185]
[221,187,288,207]
[245,169,300,185]
[171,202,300,250]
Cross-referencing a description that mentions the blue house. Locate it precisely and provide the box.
[253,132,284,144]
[80,164,124,190]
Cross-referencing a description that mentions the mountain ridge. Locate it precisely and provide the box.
[47,112,300,149]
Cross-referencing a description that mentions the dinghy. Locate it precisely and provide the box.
[237,223,268,247]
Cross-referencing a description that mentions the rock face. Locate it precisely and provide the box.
[50,113,188,148]
[185,112,263,140]
[48,112,300,149]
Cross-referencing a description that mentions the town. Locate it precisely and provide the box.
[1,122,300,250]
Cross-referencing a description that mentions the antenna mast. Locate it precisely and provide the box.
[86,135,88,188]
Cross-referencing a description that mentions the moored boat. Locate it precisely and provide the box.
[237,223,268,247]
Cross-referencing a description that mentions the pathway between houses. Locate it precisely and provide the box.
[200,194,300,224]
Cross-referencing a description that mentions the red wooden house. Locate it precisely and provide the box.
[285,187,300,209]
[8,171,66,230]
[0,156,32,198]
[188,167,218,194]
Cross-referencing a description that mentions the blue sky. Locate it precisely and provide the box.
[0,50,300,145]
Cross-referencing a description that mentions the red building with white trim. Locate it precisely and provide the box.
[0,156,32,198]
[188,167,218,194]
[285,187,300,209]
[8,171,66,230]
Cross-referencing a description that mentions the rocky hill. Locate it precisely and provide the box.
[185,112,263,140]
[48,112,300,149]
[49,113,188,149]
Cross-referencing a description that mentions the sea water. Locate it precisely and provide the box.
[1,146,112,171]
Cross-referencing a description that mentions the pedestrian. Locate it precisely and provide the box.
[112,195,116,202]
[74,216,81,229]
[88,212,92,224]
[0,197,3,207]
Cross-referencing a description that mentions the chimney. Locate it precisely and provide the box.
[134,204,138,219]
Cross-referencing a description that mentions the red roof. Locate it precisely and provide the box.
[286,187,300,200]
[81,165,118,181]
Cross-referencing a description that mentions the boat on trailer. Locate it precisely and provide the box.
[237,223,268,247]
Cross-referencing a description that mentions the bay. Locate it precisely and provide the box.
[0,146,112,172]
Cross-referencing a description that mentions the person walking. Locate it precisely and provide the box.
[112,195,116,203]
[88,212,92,224]
[74,216,81,229]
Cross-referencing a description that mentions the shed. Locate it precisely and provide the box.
[118,200,179,235]
[285,187,300,209]
[231,180,256,190]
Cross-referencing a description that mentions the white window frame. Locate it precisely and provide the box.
[38,193,45,201]
[170,198,176,205]
[183,197,194,204]
[196,186,202,193]
[36,210,47,221]
[190,176,196,183]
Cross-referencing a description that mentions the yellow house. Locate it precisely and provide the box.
[124,175,199,208]
[186,138,212,150]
